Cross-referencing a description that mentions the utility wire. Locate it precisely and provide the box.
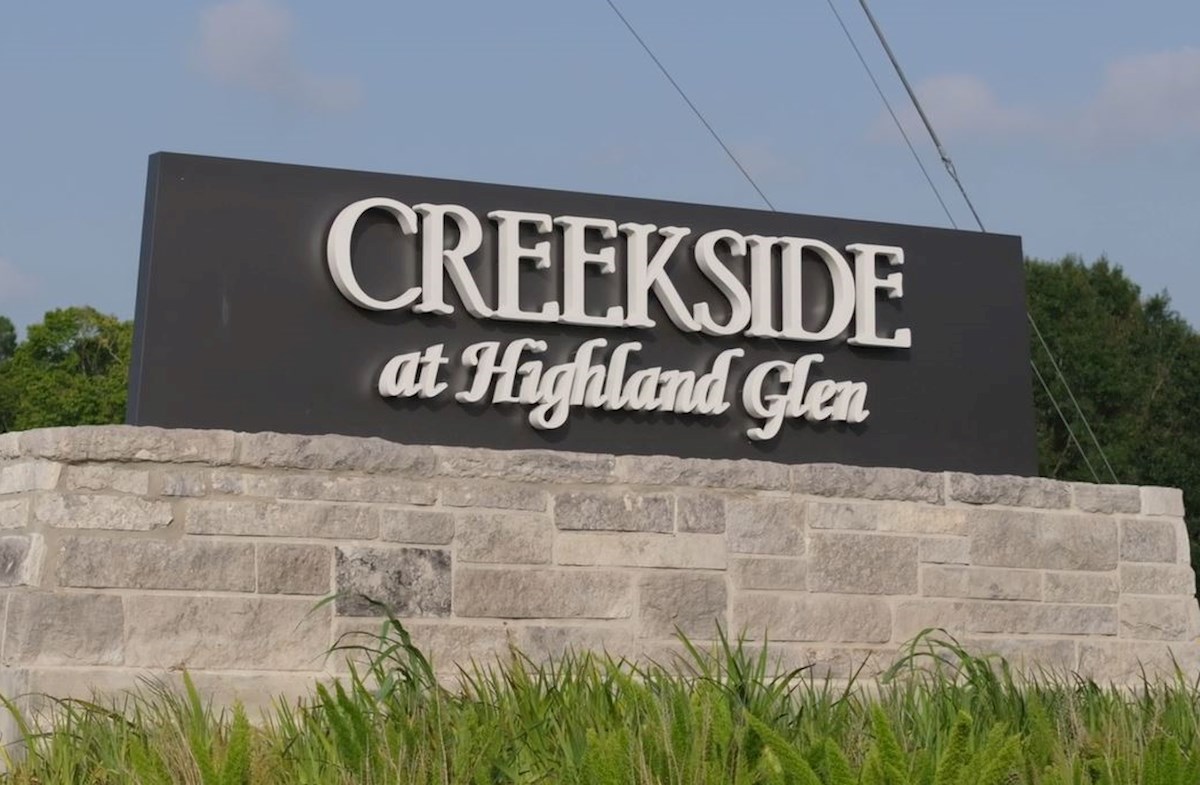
[1029,359,1101,483]
[855,0,985,233]
[1027,314,1119,482]
[822,0,958,229]
[604,0,1117,484]
[852,0,1120,483]
[603,0,776,210]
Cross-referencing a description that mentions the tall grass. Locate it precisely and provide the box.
[3,618,1200,784]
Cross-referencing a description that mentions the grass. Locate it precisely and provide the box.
[2,614,1200,784]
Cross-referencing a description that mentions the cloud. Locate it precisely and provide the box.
[871,48,1200,149]
[0,258,37,304]
[872,74,1037,142]
[193,0,362,112]
[1079,48,1200,144]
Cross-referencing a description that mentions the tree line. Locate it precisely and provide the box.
[2,258,1197,572]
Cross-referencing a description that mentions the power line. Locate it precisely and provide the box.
[1029,359,1101,483]
[854,0,985,233]
[604,0,1117,484]
[602,0,776,211]
[1027,314,1119,482]
[852,0,1120,483]
[822,0,958,229]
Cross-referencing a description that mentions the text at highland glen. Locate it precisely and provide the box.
[328,198,912,440]
[129,154,1037,474]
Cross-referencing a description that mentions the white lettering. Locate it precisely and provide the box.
[555,215,624,327]
[327,198,421,311]
[846,243,912,348]
[413,203,491,318]
[693,229,751,336]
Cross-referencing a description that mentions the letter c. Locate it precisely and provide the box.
[327,197,422,311]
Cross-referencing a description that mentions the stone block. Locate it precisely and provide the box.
[184,500,379,539]
[57,536,254,591]
[1078,640,1200,683]
[0,461,62,494]
[639,572,727,638]
[63,464,151,495]
[730,557,805,590]
[457,512,553,564]
[967,601,1117,636]
[892,599,968,642]
[516,625,638,662]
[918,536,969,564]
[792,464,942,503]
[257,543,331,595]
[454,567,633,619]
[0,432,18,459]
[808,532,917,595]
[440,481,547,511]
[946,473,1070,508]
[335,546,451,617]
[921,566,967,598]
[1119,596,1199,640]
[969,510,1117,571]
[4,593,123,665]
[210,470,436,505]
[1120,564,1196,596]
[237,432,436,475]
[0,534,42,586]
[725,498,803,555]
[921,567,1041,601]
[436,446,615,484]
[555,532,725,569]
[159,469,209,497]
[615,455,789,490]
[1044,571,1118,605]
[1141,486,1184,517]
[0,497,29,529]
[1073,483,1141,514]
[749,645,896,680]
[960,638,1078,672]
[1120,518,1178,563]
[19,426,237,465]
[733,593,891,643]
[124,595,329,670]
[553,491,673,533]
[676,493,726,533]
[177,671,324,715]
[807,501,965,535]
[379,510,456,545]
[332,618,520,672]
[32,493,173,531]
[967,568,1042,601]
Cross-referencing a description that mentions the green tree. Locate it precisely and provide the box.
[0,316,15,363]
[1027,256,1200,573]
[0,307,132,432]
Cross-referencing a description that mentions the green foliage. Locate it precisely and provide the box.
[0,316,15,363]
[5,622,1200,784]
[1027,255,1200,580]
[0,307,132,431]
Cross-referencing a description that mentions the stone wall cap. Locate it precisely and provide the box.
[0,427,1184,503]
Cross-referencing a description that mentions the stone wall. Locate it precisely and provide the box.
[0,425,1197,722]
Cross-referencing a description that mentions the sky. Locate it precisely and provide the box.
[2,1,1199,332]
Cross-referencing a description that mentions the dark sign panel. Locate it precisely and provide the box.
[129,153,1036,475]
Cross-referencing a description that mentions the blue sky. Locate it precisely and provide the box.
[2,1,1199,331]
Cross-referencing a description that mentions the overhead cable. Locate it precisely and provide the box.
[852,0,1119,482]
[603,0,776,210]
[822,0,959,229]
[854,0,985,233]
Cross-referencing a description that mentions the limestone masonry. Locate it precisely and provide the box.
[0,426,1197,721]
